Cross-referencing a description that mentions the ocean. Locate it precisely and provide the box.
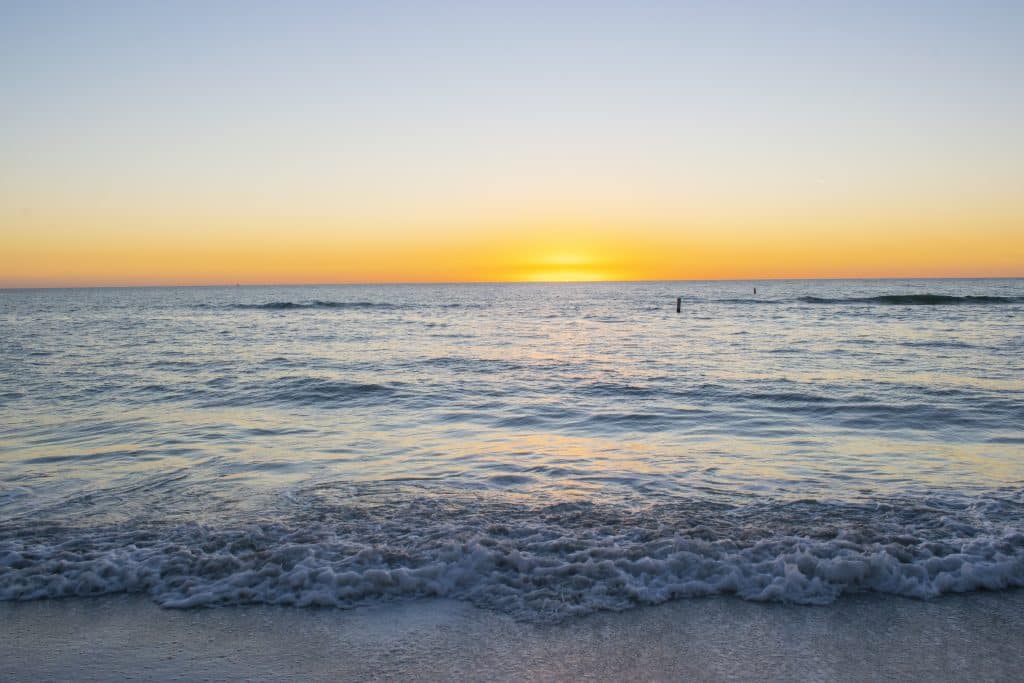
[1,279,1022,619]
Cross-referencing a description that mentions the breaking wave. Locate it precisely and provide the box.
[193,300,489,311]
[221,301,401,311]
[680,294,1024,306]
[2,493,1023,620]
[798,294,1024,306]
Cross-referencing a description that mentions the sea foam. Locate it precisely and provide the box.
[3,495,1023,620]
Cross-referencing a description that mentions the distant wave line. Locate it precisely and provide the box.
[218,300,400,310]
[195,300,489,311]
[190,294,1024,311]
[697,294,1023,306]
[797,294,1024,305]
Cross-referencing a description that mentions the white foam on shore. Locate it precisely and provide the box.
[3,495,1024,619]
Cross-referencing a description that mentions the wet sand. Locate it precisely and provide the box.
[2,592,1022,681]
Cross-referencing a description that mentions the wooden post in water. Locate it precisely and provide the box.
[676,296,681,313]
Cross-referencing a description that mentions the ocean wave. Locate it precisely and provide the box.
[687,294,1023,306]
[195,300,487,311]
[798,294,1024,305]
[210,375,400,408]
[207,294,1023,312]
[2,494,1022,619]
[220,301,402,311]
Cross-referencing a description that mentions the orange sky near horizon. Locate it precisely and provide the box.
[3,204,1022,287]
[3,3,1023,287]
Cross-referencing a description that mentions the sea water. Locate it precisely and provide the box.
[1,280,1022,618]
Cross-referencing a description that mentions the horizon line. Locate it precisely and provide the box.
[3,274,1023,291]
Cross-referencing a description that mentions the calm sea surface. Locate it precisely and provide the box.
[1,280,1022,617]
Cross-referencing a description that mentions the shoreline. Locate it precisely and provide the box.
[3,591,1022,681]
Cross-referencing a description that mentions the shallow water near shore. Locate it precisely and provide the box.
[1,279,1022,617]
[3,591,1024,682]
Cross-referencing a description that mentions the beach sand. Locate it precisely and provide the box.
[2,591,1022,681]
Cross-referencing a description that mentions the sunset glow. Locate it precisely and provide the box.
[2,2,1022,287]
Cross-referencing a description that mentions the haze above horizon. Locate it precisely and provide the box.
[2,1,1022,287]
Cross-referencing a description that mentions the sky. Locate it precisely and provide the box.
[1,1,1022,286]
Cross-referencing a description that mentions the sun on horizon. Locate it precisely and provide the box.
[2,3,1022,287]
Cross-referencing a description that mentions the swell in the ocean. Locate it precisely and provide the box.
[798,294,1024,305]
[194,300,488,311]
[190,294,1024,312]
[698,294,1024,306]
[204,301,402,311]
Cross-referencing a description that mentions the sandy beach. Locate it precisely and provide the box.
[3,591,1023,681]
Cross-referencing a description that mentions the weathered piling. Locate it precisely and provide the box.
[676,296,681,313]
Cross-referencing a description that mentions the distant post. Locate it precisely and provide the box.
[676,296,681,313]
